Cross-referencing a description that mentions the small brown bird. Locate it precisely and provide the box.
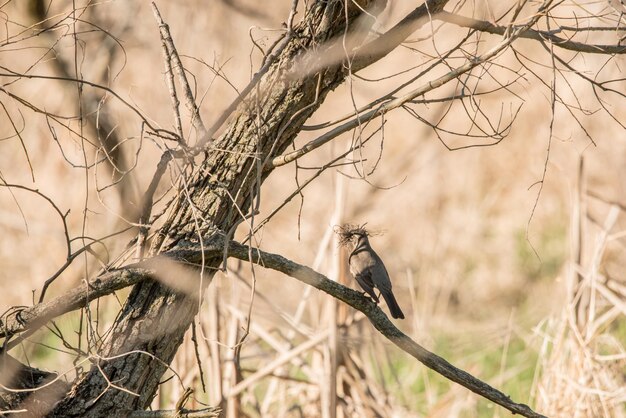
[342,226,405,320]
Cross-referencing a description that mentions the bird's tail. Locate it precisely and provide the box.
[380,289,405,319]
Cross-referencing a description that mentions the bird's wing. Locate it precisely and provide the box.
[354,269,379,302]
[354,266,375,288]
[349,251,379,301]
[349,253,375,287]
[369,252,393,291]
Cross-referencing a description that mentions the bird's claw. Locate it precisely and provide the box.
[360,291,379,304]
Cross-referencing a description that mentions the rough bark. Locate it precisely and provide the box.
[49,1,386,416]
[0,355,69,416]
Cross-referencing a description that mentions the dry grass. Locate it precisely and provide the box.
[536,206,626,418]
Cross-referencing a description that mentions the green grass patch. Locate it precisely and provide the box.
[515,220,567,282]
[379,329,539,416]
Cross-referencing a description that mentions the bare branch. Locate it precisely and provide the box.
[152,3,208,142]
[270,3,549,168]
[2,233,545,416]
[0,70,173,139]
[351,0,451,72]
[128,406,220,418]
[0,267,149,344]
[3,0,624,415]
[213,240,548,418]
[437,11,626,55]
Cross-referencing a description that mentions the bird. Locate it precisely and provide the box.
[347,229,405,319]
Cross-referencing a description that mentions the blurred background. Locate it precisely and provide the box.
[1,0,625,416]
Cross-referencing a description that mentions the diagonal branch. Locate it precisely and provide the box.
[351,0,450,72]
[128,406,220,418]
[436,11,626,55]
[219,241,548,418]
[0,267,150,348]
[152,3,208,141]
[2,236,546,418]
[270,4,548,168]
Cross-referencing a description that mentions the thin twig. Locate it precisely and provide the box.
[152,3,207,141]
[270,5,549,169]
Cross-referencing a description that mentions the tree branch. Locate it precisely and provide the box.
[128,406,220,418]
[436,11,626,55]
[0,267,149,347]
[218,241,548,418]
[48,3,388,414]
[2,234,546,417]
[270,5,546,168]
[351,0,451,72]
[152,3,208,142]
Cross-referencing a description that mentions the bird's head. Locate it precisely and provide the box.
[335,223,371,248]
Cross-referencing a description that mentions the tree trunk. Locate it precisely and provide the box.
[50,1,385,416]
